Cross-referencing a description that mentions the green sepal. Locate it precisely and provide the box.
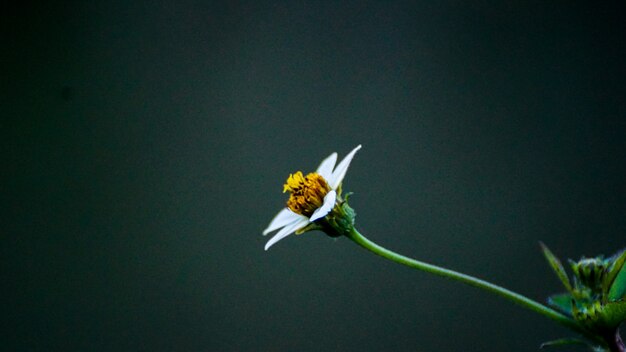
[541,242,573,292]
[597,300,626,328]
[572,300,626,330]
[607,249,626,300]
[295,222,322,235]
[548,293,574,315]
[336,183,343,197]
[540,337,589,349]
[323,197,356,237]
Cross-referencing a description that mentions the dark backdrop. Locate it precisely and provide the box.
[4,2,625,351]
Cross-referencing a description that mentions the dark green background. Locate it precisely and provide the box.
[4,2,625,351]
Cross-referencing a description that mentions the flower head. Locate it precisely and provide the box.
[541,243,626,349]
[262,145,362,250]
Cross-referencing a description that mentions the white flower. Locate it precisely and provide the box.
[263,145,362,250]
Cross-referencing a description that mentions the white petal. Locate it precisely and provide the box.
[262,208,303,235]
[315,152,337,180]
[309,190,336,222]
[264,217,310,250]
[329,145,362,189]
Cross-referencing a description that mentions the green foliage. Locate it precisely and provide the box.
[548,293,573,315]
[570,257,609,295]
[542,244,626,350]
[541,242,573,292]
[607,250,626,301]
[598,300,626,329]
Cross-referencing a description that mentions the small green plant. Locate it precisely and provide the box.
[541,244,626,350]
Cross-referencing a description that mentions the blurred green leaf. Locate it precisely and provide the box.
[541,242,573,292]
[598,300,626,328]
[548,293,574,315]
[607,250,626,300]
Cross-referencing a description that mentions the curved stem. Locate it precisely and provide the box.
[346,227,582,332]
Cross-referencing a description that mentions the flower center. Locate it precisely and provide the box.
[283,171,331,217]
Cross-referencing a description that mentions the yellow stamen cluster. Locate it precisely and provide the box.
[283,171,331,216]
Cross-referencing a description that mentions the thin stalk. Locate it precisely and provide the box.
[346,227,582,332]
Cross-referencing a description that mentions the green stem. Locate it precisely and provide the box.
[346,227,582,332]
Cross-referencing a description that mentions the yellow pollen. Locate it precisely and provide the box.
[283,171,331,216]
